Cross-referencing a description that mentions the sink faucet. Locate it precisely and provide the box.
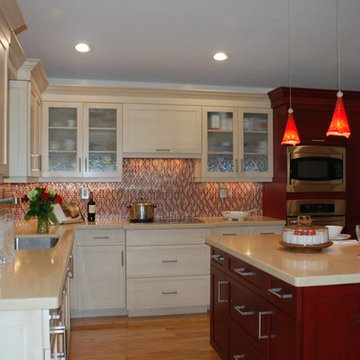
[0,197,20,205]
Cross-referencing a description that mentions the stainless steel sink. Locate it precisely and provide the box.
[14,235,59,250]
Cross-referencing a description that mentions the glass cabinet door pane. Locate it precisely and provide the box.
[48,107,78,172]
[207,111,235,173]
[88,108,117,173]
[243,112,269,172]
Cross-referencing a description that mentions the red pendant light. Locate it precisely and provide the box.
[326,91,351,138]
[327,0,351,138]
[281,108,300,146]
[281,0,300,146]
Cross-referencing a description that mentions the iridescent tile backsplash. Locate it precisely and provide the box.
[5,159,263,220]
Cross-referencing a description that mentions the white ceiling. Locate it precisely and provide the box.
[16,0,360,92]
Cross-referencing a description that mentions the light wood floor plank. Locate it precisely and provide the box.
[70,313,220,360]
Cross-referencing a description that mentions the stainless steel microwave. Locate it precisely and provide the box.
[287,145,346,192]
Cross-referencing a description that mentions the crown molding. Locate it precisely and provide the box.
[43,84,271,107]
[0,0,26,34]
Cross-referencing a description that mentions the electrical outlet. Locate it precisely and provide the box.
[219,187,227,199]
[81,188,89,200]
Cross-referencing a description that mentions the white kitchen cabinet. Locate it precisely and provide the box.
[126,227,211,316]
[7,78,42,181]
[195,106,273,182]
[0,14,10,178]
[123,103,201,158]
[70,229,126,317]
[41,102,122,180]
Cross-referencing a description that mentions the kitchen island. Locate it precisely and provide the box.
[206,234,360,360]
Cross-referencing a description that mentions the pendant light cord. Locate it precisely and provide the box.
[288,0,292,110]
[336,0,341,92]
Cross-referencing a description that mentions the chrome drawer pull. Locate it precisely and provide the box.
[268,287,293,299]
[162,291,178,295]
[211,254,224,262]
[222,233,237,236]
[234,355,246,359]
[258,311,272,339]
[260,232,275,235]
[217,280,228,303]
[234,267,256,277]
[93,236,110,240]
[156,148,171,152]
[162,259,178,263]
[234,305,255,316]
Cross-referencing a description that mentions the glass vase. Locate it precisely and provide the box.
[37,216,49,234]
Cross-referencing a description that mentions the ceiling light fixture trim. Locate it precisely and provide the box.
[213,52,230,61]
[74,42,93,53]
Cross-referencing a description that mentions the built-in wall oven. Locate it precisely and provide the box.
[287,145,346,192]
[287,199,346,227]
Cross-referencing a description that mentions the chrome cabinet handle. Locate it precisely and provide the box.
[233,267,256,277]
[234,305,255,316]
[156,148,171,152]
[258,311,272,339]
[222,233,237,236]
[85,157,88,172]
[162,259,178,263]
[234,355,246,359]
[162,291,178,295]
[78,157,81,172]
[121,250,124,267]
[93,236,110,240]
[30,154,41,171]
[50,324,66,360]
[268,287,293,299]
[211,254,224,262]
[217,280,228,303]
[67,254,73,278]
[260,232,275,235]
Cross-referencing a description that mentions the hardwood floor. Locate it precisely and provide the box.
[70,313,221,360]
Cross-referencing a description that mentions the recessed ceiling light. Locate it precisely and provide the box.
[213,52,230,61]
[74,42,93,53]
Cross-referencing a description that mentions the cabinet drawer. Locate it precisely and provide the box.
[126,276,209,310]
[75,229,125,246]
[126,228,211,246]
[267,276,298,317]
[230,325,261,360]
[229,255,268,290]
[229,280,262,344]
[213,226,249,236]
[127,245,210,277]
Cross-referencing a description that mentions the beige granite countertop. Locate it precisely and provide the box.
[206,234,360,287]
[0,222,74,310]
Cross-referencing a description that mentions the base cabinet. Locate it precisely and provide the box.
[126,227,211,316]
[70,229,126,317]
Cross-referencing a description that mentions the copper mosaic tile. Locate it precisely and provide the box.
[9,159,262,220]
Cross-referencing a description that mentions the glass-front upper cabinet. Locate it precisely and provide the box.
[201,107,239,178]
[195,106,272,181]
[241,109,272,179]
[42,102,122,179]
[83,104,122,178]
[42,103,82,177]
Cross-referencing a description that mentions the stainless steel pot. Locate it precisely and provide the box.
[128,199,157,222]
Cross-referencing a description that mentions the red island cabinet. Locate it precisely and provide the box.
[210,245,360,360]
